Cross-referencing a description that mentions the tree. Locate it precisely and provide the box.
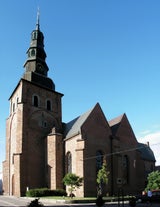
[63,173,83,197]
[97,162,110,196]
[145,170,160,191]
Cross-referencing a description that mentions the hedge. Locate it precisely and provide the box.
[26,188,67,197]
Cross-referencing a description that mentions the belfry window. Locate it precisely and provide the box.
[31,49,35,57]
[46,100,51,111]
[32,31,37,40]
[32,95,39,107]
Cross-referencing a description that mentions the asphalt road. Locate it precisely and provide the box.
[0,196,160,207]
[0,196,94,207]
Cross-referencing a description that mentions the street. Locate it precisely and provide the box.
[0,196,28,206]
[0,196,160,207]
[0,196,95,207]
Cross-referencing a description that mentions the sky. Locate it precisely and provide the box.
[0,0,160,174]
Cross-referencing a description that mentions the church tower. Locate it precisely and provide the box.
[3,13,64,196]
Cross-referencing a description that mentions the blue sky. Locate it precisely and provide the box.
[0,0,160,173]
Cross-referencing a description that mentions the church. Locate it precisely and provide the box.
[2,16,156,197]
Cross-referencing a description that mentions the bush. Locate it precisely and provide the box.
[26,188,48,197]
[52,189,67,196]
[26,188,67,197]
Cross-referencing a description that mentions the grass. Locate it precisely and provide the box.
[39,195,131,203]
[40,196,97,203]
[41,196,96,200]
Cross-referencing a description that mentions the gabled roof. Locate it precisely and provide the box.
[64,107,93,139]
[108,114,124,135]
[138,142,156,162]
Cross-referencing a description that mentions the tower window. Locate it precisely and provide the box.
[32,31,37,40]
[31,49,35,57]
[46,100,51,111]
[43,121,47,128]
[32,95,39,107]
[41,120,47,128]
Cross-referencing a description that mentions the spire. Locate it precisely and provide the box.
[36,7,40,31]
[23,11,55,90]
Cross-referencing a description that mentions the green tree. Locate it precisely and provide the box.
[145,171,160,191]
[63,173,83,197]
[97,162,110,195]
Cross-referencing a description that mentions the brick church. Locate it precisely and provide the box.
[2,16,156,197]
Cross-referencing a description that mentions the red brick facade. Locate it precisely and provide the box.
[2,20,156,197]
[3,79,63,196]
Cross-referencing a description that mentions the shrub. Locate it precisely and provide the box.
[26,188,67,197]
[52,189,67,196]
[26,188,48,197]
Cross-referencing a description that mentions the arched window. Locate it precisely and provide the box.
[33,95,39,107]
[66,152,72,173]
[96,150,103,171]
[46,100,51,111]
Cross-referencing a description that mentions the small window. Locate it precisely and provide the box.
[12,154,14,164]
[17,97,19,106]
[42,121,47,128]
[31,49,35,57]
[33,95,39,107]
[32,31,37,40]
[46,100,51,111]
[13,103,15,113]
